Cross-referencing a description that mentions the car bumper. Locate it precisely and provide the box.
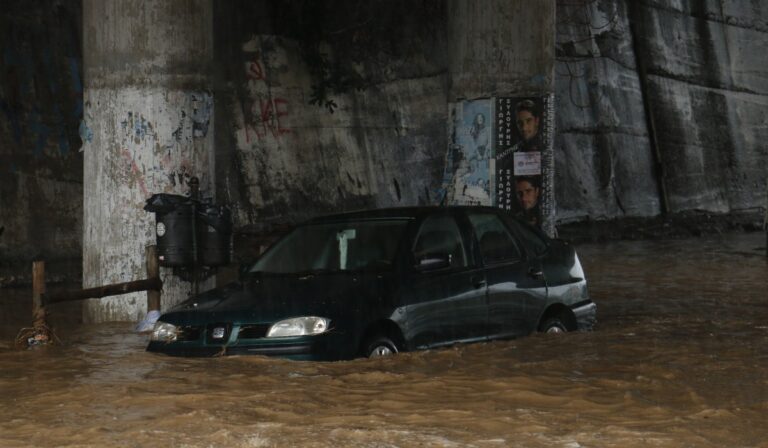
[146,332,348,361]
[571,300,597,331]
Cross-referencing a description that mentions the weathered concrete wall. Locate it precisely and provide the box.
[636,0,768,213]
[82,0,214,322]
[448,0,555,99]
[214,1,450,229]
[3,0,766,321]
[214,0,556,235]
[555,0,767,222]
[0,1,83,286]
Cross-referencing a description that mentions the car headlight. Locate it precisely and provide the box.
[150,321,179,342]
[266,317,330,338]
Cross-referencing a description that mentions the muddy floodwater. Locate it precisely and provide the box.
[1,233,767,447]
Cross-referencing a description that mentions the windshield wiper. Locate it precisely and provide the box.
[293,268,346,276]
[249,268,356,277]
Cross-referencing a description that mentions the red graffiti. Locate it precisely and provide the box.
[120,148,149,198]
[247,97,291,141]
[246,55,265,80]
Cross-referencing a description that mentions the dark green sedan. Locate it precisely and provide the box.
[147,206,596,360]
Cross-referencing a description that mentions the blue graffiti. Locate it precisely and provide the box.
[0,99,23,144]
[27,109,50,157]
[79,119,93,143]
[1,25,82,158]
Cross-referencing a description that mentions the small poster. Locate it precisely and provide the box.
[513,152,541,176]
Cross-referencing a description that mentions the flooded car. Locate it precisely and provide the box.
[147,206,596,360]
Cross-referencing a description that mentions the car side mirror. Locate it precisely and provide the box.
[238,262,253,280]
[415,253,452,271]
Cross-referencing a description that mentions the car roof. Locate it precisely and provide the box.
[305,206,506,223]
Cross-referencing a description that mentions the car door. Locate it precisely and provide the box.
[401,212,488,349]
[467,211,547,338]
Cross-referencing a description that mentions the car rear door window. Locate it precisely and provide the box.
[501,215,548,256]
[467,213,522,264]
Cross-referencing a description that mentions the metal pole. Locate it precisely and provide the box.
[42,277,163,306]
[146,245,161,312]
[189,176,200,297]
[32,260,46,330]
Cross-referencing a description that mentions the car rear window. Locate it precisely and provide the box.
[501,215,549,256]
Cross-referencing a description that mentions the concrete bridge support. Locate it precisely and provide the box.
[447,0,556,235]
[82,0,213,322]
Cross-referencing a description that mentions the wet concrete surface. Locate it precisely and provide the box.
[0,232,766,447]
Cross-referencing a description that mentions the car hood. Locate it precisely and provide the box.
[160,272,391,325]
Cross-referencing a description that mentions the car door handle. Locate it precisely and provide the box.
[470,276,486,289]
[527,269,544,280]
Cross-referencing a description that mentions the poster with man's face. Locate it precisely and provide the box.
[492,96,552,230]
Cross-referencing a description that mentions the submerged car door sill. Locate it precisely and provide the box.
[417,335,489,350]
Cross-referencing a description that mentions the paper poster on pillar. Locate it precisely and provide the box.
[492,95,554,232]
[442,99,492,205]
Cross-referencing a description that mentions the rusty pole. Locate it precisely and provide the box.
[146,245,161,312]
[32,260,46,330]
[43,277,163,306]
[189,176,200,297]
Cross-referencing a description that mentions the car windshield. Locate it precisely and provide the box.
[250,219,410,274]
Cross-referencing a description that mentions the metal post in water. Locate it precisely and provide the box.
[23,259,53,346]
[189,177,200,297]
[135,245,163,332]
[32,260,46,330]
[146,245,161,312]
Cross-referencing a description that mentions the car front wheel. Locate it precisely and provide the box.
[365,336,399,358]
[540,317,568,334]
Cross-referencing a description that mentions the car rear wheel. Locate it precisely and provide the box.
[365,336,399,358]
[540,317,568,334]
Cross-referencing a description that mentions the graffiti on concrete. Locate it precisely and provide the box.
[121,111,156,142]
[246,53,266,81]
[247,97,291,141]
[112,91,213,206]
[240,38,292,143]
[192,93,213,138]
[120,148,149,198]
[0,27,82,157]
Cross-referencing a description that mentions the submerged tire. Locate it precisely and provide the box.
[364,336,399,358]
[540,317,568,334]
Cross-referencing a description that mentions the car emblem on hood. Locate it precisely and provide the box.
[211,327,226,339]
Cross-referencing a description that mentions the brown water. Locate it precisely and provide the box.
[1,233,767,447]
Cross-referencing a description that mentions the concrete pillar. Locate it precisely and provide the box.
[447,0,557,236]
[82,0,213,322]
[447,0,555,99]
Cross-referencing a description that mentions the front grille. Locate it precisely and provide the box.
[178,326,202,341]
[237,324,271,340]
[205,323,232,344]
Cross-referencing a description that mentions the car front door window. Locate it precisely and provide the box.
[412,215,468,269]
